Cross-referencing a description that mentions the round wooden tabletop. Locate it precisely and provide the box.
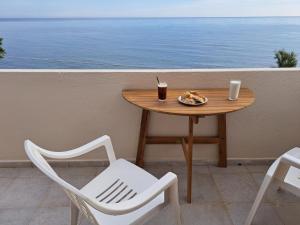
[122,88,255,116]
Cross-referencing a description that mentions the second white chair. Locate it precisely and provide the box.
[25,135,182,225]
[245,147,300,225]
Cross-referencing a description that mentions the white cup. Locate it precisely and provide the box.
[229,80,241,100]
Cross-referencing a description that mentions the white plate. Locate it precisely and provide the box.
[178,96,208,106]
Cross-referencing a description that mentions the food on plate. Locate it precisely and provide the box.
[181,91,206,104]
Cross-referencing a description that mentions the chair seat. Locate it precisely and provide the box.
[81,159,165,225]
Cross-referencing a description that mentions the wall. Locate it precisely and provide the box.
[0,69,299,163]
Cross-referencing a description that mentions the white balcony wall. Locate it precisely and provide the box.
[0,69,299,163]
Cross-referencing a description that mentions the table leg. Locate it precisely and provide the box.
[187,116,194,203]
[218,114,227,167]
[136,109,150,167]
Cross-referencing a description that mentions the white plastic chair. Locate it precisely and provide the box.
[25,135,182,225]
[245,147,300,225]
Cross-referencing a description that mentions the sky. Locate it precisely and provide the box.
[0,0,300,18]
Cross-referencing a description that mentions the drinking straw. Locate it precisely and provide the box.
[156,76,160,84]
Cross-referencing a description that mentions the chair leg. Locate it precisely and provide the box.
[244,175,272,225]
[167,182,182,225]
[71,202,79,225]
[274,163,290,193]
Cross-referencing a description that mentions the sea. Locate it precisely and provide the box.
[0,17,300,69]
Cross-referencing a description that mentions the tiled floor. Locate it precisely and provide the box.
[0,164,299,225]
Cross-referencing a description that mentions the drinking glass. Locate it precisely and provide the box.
[158,82,167,101]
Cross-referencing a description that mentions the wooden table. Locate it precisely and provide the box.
[122,88,255,203]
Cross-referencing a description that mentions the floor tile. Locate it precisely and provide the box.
[79,217,93,225]
[250,173,265,186]
[246,165,269,173]
[194,165,210,174]
[252,173,300,204]
[209,165,248,174]
[41,183,70,207]
[16,168,45,178]
[145,164,174,178]
[65,175,96,189]
[274,203,300,225]
[0,164,299,225]
[267,186,300,204]
[0,208,37,225]
[144,205,179,225]
[178,173,222,204]
[0,177,51,209]
[93,166,106,176]
[181,203,233,225]
[56,167,99,178]
[0,168,21,178]
[0,178,14,199]
[146,164,209,180]
[226,202,283,225]
[29,207,69,225]
[212,173,258,203]
[173,165,210,176]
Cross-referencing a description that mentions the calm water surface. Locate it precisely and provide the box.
[0,17,300,69]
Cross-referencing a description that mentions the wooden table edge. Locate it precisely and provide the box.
[122,88,255,116]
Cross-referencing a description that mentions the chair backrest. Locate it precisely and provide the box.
[24,140,99,225]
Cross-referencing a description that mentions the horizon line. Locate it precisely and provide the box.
[0,16,300,20]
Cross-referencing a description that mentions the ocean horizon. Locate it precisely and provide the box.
[0,17,299,69]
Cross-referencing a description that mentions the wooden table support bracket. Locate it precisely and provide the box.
[180,138,188,164]
[136,113,227,203]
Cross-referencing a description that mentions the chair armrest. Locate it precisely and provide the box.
[25,135,116,163]
[88,172,178,215]
[281,153,300,169]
